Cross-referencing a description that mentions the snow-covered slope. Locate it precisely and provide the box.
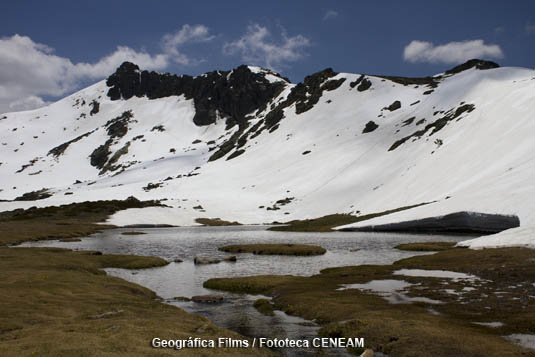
[1,60,534,247]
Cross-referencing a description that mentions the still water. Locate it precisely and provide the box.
[22,225,469,356]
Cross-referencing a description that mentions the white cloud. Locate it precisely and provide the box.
[323,10,338,21]
[161,24,215,64]
[8,95,51,112]
[526,23,535,35]
[0,25,214,114]
[403,39,504,64]
[222,24,311,71]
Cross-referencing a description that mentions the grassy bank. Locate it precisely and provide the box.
[195,218,241,226]
[0,200,272,356]
[219,243,326,256]
[269,203,430,232]
[0,197,161,246]
[204,247,535,356]
[394,241,457,251]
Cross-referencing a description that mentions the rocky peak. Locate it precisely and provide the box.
[445,59,500,75]
[106,62,288,128]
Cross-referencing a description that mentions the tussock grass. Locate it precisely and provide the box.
[120,231,146,235]
[0,200,273,356]
[205,248,535,356]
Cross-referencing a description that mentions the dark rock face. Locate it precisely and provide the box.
[362,121,379,133]
[89,100,100,116]
[341,211,519,234]
[389,103,475,151]
[14,189,52,201]
[387,100,401,111]
[106,62,287,128]
[350,75,372,92]
[90,111,135,171]
[445,59,500,75]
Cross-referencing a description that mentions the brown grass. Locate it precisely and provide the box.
[195,218,241,226]
[269,203,431,232]
[205,248,535,356]
[394,241,457,251]
[121,231,147,235]
[0,200,273,356]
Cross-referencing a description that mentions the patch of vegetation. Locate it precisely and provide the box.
[270,203,429,232]
[394,242,457,251]
[362,121,379,133]
[0,195,271,355]
[204,275,299,295]
[0,196,161,246]
[195,218,241,226]
[121,231,147,235]
[253,298,275,316]
[206,248,535,356]
[219,243,326,256]
[0,246,270,356]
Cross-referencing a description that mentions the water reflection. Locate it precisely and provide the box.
[21,226,469,356]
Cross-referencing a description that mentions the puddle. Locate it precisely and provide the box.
[506,334,535,350]
[473,321,504,328]
[393,269,479,281]
[337,279,441,304]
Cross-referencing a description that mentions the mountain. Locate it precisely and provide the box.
[1,60,534,247]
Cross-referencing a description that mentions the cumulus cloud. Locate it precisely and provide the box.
[222,24,311,71]
[0,25,214,114]
[8,95,51,112]
[161,24,215,64]
[526,23,535,35]
[403,40,504,64]
[323,10,338,21]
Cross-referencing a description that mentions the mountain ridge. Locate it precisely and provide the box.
[1,59,534,247]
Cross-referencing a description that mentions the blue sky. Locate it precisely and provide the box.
[1,0,534,112]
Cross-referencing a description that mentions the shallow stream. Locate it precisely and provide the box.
[22,225,469,356]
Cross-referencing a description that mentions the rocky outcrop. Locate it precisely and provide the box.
[193,256,221,265]
[106,62,287,129]
[445,59,500,75]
